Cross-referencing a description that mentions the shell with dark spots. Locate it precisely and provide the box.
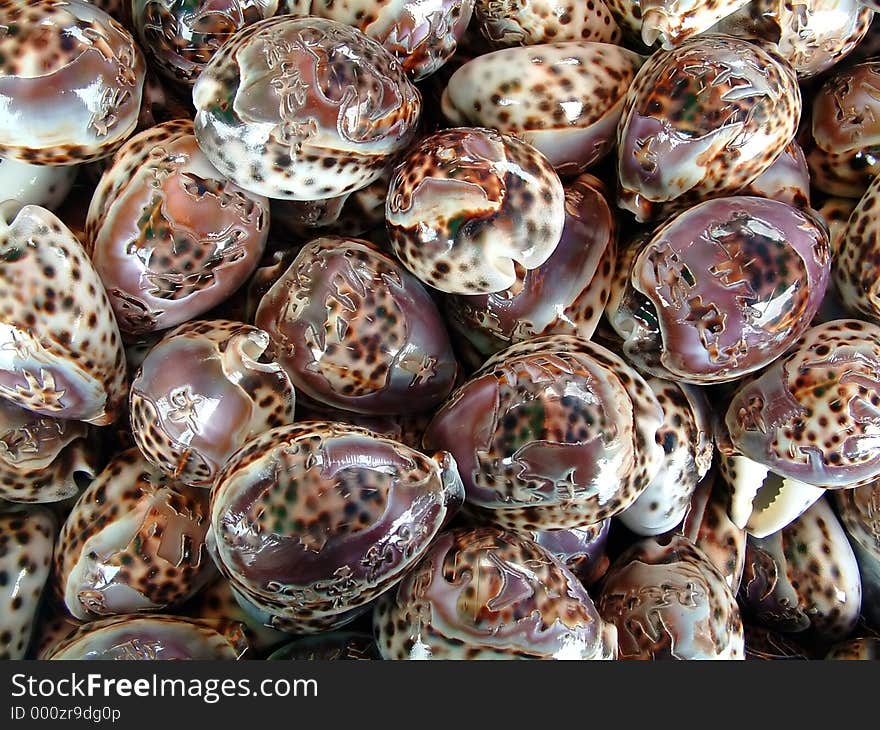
[375,526,617,659]
[834,481,880,629]
[422,335,665,531]
[0,0,145,165]
[607,196,830,384]
[386,127,565,295]
[834,175,880,323]
[445,173,617,357]
[54,448,214,621]
[616,35,800,222]
[269,632,380,660]
[0,204,127,426]
[86,120,270,335]
[597,534,745,660]
[532,520,610,587]
[192,16,421,201]
[737,141,810,209]
[441,43,643,174]
[604,0,749,49]
[209,422,465,634]
[826,636,880,659]
[474,0,621,47]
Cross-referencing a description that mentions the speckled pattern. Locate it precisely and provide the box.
[834,481,880,629]
[0,204,127,426]
[255,236,458,415]
[738,141,810,209]
[130,319,296,487]
[375,526,617,659]
[423,335,665,530]
[0,507,55,659]
[605,0,750,49]
[598,534,745,660]
[826,636,880,659]
[834,175,880,322]
[386,127,565,295]
[54,448,213,621]
[617,35,801,222]
[474,0,621,47]
[0,0,145,165]
[192,16,421,200]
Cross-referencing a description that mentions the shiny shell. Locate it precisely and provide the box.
[130,319,296,487]
[617,35,800,222]
[607,196,830,383]
[532,520,610,586]
[597,534,745,660]
[192,16,421,201]
[55,448,213,621]
[0,203,127,426]
[269,632,380,660]
[0,507,55,659]
[445,173,617,357]
[826,637,880,659]
[374,526,617,659]
[474,0,621,46]
[0,0,145,165]
[255,236,458,415]
[834,482,880,629]
[86,120,270,335]
[386,127,565,295]
[739,498,861,641]
[744,624,810,660]
[441,42,643,174]
[806,144,880,200]
[835,175,880,323]
[209,422,465,633]
[605,0,749,48]
[0,158,77,212]
[738,140,810,209]
[422,335,665,531]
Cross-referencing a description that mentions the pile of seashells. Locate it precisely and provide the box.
[3,0,880,661]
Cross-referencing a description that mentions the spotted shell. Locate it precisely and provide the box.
[806,144,880,200]
[737,141,810,209]
[375,526,617,659]
[817,197,858,259]
[209,422,465,634]
[280,0,474,81]
[423,335,665,531]
[441,43,643,175]
[445,174,616,357]
[474,0,621,46]
[44,614,248,659]
[130,320,296,487]
[193,16,421,201]
[834,175,880,322]
[0,399,100,504]
[54,448,213,621]
[0,203,127,426]
[269,632,381,660]
[532,520,610,586]
[0,158,77,213]
[0,507,55,659]
[597,534,745,660]
[386,127,565,295]
[725,319,880,489]
[834,482,880,629]
[0,0,145,165]
[826,637,880,659]
[132,1,280,84]
[739,498,861,641]
[619,378,713,536]
[86,120,269,335]
[255,236,458,415]
[617,35,800,222]
[31,610,84,660]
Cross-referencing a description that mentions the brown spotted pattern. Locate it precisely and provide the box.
[605,0,749,48]
[474,0,621,46]
[826,636,880,659]
[834,481,880,629]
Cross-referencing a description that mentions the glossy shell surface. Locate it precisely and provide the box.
[834,482,880,629]
[834,174,880,323]
[532,520,610,586]
[0,158,77,212]
[269,631,380,660]
[474,0,622,46]
[605,0,749,48]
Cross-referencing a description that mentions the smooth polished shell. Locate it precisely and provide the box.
[386,127,565,295]
[255,236,458,415]
[0,158,77,212]
[607,196,830,383]
[0,204,127,426]
[441,43,643,174]
[835,175,880,322]
[617,35,800,222]
[192,16,421,201]
[87,120,270,335]
[269,632,380,660]
[474,0,621,46]
[130,320,296,487]
[738,141,810,209]
[598,535,745,660]
[532,520,610,586]
[0,0,145,165]
[423,335,665,531]
[834,482,880,629]
[605,0,749,48]
[375,526,617,659]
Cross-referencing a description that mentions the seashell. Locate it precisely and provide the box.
[422,335,665,531]
[834,482,880,630]
[269,632,381,660]
[0,158,77,213]
[84,0,134,27]
[826,637,880,659]
[743,624,810,660]
[834,175,880,323]
[532,520,611,586]
[0,0,145,165]
[31,610,84,660]
[805,144,880,200]
[474,0,621,47]
[192,16,421,201]
[0,203,127,426]
[816,197,858,258]
[737,141,810,209]
[441,42,643,174]
[386,127,565,295]
[374,526,617,659]
[130,319,296,487]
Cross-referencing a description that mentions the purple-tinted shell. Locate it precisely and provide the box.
[130,319,296,487]
[834,482,880,629]
[744,624,810,660]
[374,526,617,659]
[725,319,880,489]
[423,335,665,530]
[617,35,800,222]
[255,236,458,415]
[532,520,610,586]
[826,637,880,659]
[474,0,622,47]
[269,632,380,660]
[597,534,745,660]
[209,422,464,633]
[445,174,617,357]
[737,141,810,209]
[608,196,830,384]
